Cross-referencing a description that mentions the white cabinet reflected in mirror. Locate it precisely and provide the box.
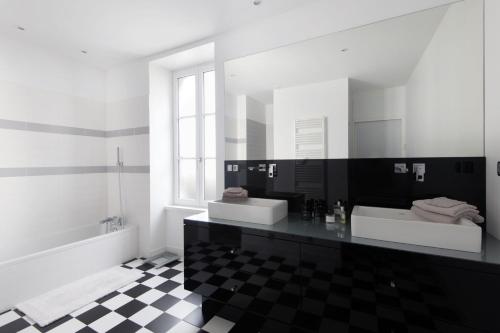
[224,0,484,160]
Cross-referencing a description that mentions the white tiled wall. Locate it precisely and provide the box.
[0,80,106,128]
[105,96,149,131]
[0,37,109,257]
[0,174,108,240]
[105,62,151,257]
[106,134,149,167]
[0,130,106,168]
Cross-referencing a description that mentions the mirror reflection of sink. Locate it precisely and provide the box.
[351,206,482,253]
[208,198,288,225]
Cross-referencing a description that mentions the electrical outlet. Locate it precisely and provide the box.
[227,165,233,172]
[394,163,408,174]
[233,164,239,172]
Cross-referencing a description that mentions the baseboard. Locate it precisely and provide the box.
[146,245,183,259]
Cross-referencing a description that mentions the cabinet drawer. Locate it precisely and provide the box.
[300,243,490,333]
[184,223,243,294]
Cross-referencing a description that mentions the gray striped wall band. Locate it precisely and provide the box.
[0,166,150,177]
[0,119,149,138]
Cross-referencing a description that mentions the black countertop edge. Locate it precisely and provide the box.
[184,212,500,271]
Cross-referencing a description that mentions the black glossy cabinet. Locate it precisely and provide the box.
[185,220,499,332]
[184,222,302,325]
[300,242,495,333]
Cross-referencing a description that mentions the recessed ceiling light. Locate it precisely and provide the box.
[341,48,349,52]
[16,26,25,31]
[81,50,88,54]
[253,0,262,6]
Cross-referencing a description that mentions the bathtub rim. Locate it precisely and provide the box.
[0,224,137,267]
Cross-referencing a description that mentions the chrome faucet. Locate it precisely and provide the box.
[100,216,124,232]
[100,217,114,224]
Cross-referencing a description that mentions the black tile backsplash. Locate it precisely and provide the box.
[225,157,486,224]
[348,158,485,215]
[225,159,348,213]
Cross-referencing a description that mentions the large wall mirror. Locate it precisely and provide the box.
[225,0,484,160]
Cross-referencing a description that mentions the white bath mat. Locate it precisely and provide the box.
[17,266,143,327]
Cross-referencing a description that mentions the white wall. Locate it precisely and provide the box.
[273,78,349,159]
[149,64,173,256]
[246,97,267,160]
[265,104,274,159]
[405,0,484,157]
[0,36,108,251]
[225,94,259,160]
[165,207,205,255]
[352,86,406,123]
[485,0,500,239]
[351,86,406,157]
[105,61,151,256]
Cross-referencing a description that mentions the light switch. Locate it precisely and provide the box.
[268,164,277,178]
[227,165,233,172]
[233,164,239,172]
[413,163,425,182]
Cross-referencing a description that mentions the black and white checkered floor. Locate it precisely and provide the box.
[0,255,459,333]
[0,258,252,333]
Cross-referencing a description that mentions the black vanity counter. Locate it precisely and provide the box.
[185,212,500,270]
[184,213,500,332]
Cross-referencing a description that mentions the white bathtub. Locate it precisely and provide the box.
[0,223,139,312]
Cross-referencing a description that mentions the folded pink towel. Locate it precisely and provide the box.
[411,206,485,224]
[462,211,485,224]
[424,197,468,208]
[225,187,245,194]
[223,187,248,199]
[411,206,458,224]
[413,198,477,217]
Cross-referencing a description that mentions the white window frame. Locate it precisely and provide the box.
[173,64,215,207]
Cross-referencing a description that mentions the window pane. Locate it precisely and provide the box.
[204,158,216,201]
[204,114,216,158]
[179,117,196,158]
[203,71,215,114]
[178,75,196,117]
[179,159,197,200]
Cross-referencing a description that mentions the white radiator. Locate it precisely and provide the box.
[294,117,327,159]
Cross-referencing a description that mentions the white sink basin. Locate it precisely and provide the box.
[208,198,288,225]
[351,206,482,253]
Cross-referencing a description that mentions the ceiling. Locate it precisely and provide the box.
[152,43,214,71]
[225,4,449,104]
[0,0,312,69]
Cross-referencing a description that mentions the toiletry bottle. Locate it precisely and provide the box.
[334,200,342,222]
[340,206,346,224]
[326,204,335,223]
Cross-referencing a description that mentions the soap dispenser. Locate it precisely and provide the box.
[339,206,346,224]
[333,200,342,222]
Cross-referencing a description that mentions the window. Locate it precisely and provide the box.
[174,65,216,206]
